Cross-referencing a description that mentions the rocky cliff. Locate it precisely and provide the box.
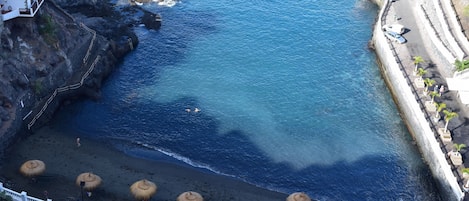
[0,0,159,155]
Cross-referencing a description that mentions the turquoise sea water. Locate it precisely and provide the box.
[52,0,442,200]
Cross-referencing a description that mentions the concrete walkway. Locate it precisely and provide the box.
[384,0,469,198]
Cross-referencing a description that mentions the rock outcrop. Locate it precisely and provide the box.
[0,0,159,155]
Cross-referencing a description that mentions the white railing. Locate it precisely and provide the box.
[432,0,465,60]
[0,182,52,201]
[2,9,20,21]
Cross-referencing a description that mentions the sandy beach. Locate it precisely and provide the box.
[0,125,288,201]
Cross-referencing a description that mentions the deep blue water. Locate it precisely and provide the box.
[52,0,442,200]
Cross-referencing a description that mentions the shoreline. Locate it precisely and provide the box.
[0,125,288,201]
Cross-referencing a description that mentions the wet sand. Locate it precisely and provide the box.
[0,126,288,201]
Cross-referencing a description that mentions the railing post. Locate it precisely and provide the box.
[21,191,27,201]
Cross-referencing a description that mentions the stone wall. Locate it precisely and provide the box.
[372,0,464,200]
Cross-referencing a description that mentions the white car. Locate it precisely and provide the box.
[382,24,405,34]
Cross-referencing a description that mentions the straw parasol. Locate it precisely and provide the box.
[286,192,312,201]
[177,191,204,201]
[76,172,102,191]
[130,179,157,200]
[19,160,46,177]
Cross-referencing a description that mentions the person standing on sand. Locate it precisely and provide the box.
[76,138,81,147]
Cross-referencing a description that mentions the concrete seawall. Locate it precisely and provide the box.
[372,0,464,200]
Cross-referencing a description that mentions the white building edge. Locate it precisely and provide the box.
[0,0,44,21]
[447,69,469,106]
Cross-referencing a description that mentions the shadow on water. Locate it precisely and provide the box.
[53,95,443,201]
[110,7,220,87]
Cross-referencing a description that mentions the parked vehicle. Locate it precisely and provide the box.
[384,30,407,44]
[382,24,405,34]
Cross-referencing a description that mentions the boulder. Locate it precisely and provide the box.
[142,12,162,30]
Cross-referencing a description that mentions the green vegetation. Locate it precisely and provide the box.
[417,68,426,80]
[38,14,58,47]
[423,78,435,93]
[454,143,466,152]
[434,102,446,119]
[463,168,469,175]
[454,59,469,72]
[0,191,13,201]
[443,110,458,133]
[33,79,42,95]
[413,56,424,72]
[464,5,469,17]
[429,91,440,103]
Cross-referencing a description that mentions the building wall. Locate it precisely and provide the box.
[373,0,464,200]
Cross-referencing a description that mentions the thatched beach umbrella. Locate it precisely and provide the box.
[130,179,157,201]
[287,192,312,201]
[177,191,204,201]
[20,160,46,177]
[76,172,102,191]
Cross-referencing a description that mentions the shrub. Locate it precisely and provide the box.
[454,59,469,72]
[33,79,43,95]
[0,191,13,201]
[38,14,58,47]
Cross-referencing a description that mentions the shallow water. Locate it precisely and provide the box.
[52,0,442,200]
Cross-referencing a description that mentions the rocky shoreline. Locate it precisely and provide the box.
[0,0,161,156]
[0,2,295,201]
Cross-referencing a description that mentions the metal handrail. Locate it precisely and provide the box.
[26,23,101,130]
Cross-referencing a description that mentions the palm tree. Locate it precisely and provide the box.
[463,168,469,178]
[423,78,435,94]
[451,143,466,166]
[463,168,469,174]
[434,102,446,120]
[454,143,467,153]
[429,91,440,104]
[417,68,427,80]
[413,56,424,73]
[443,110,459,133]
